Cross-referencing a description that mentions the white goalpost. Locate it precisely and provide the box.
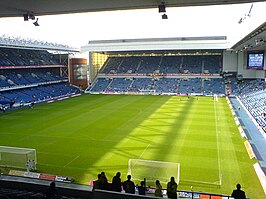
[0,146,37,169]
[213,94,219,102]
[128,159,180,185]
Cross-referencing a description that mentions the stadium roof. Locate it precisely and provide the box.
[82,36,229,52]
[0,0,264,18]
[0,35,79,52]
[231,21,266,51]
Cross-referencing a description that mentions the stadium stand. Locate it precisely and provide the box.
[231,79,264,96]
[238,89,266,132]
[0,47,81,112]
[101,57,124,74]
[100,54,222,75]
[128,78,154,92]
[118,57,140,74]
[181,55,203,74]
[89,53,225,95]
[154,78,179,93]
[0,69,66,87]
[88,76,228,95]
[178,78,202,94]
[203,78,225,95]
[92,78,201,94]
[226,78,266,133]
[0,83,80,105]
[0,48,61,66]
[137,56,161,74]
[89,78,112,92]
[159,56,182,74]
[203,55,221,74]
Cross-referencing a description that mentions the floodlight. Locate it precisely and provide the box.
[23,14,29,21]
[158,3,166,13]
[33,18,40,26]
[162,14,168,19]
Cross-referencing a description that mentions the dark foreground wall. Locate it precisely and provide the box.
[93,189,158,199]
[0,174,93,198]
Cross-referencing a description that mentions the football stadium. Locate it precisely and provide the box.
[0,1,266,199]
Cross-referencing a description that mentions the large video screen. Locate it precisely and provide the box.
[247,51,264,69]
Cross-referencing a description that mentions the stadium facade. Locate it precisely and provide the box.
[80,31,265,90]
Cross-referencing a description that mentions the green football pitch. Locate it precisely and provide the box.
[0,94,264,198]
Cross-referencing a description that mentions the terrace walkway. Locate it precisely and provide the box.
[230,97,266,174]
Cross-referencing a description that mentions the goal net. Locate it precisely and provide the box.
[0,146,37,169]
[128,159,180,186]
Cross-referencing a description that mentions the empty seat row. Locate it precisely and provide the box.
[101,55,222,74]
[88,77,225,95]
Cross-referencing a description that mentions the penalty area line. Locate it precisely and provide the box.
[130,144,151,172]
[64,155,80,167]
[138,144,151,159]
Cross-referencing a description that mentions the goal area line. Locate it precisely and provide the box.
[182,178,222,188]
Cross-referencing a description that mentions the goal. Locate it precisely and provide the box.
[139,90,156,95]
[0,146,37,169]
[128,159,180,185]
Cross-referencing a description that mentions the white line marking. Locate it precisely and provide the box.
[38,163,86,171]
[138,144,151,159]
[214,99,222,185]
[64,155,79,167]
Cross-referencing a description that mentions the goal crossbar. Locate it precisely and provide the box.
[128,159,180,185]
[0,146,37,169]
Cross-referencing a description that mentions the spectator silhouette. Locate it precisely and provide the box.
[123,175,135,194]
[231,184,246,199]
[92,174,101,191]
[99,171,108,190]
[138,180,146,195]
[46,181,60,199]
[155,180,163,197]
[167,176,177,199]
[112,172,122,192]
